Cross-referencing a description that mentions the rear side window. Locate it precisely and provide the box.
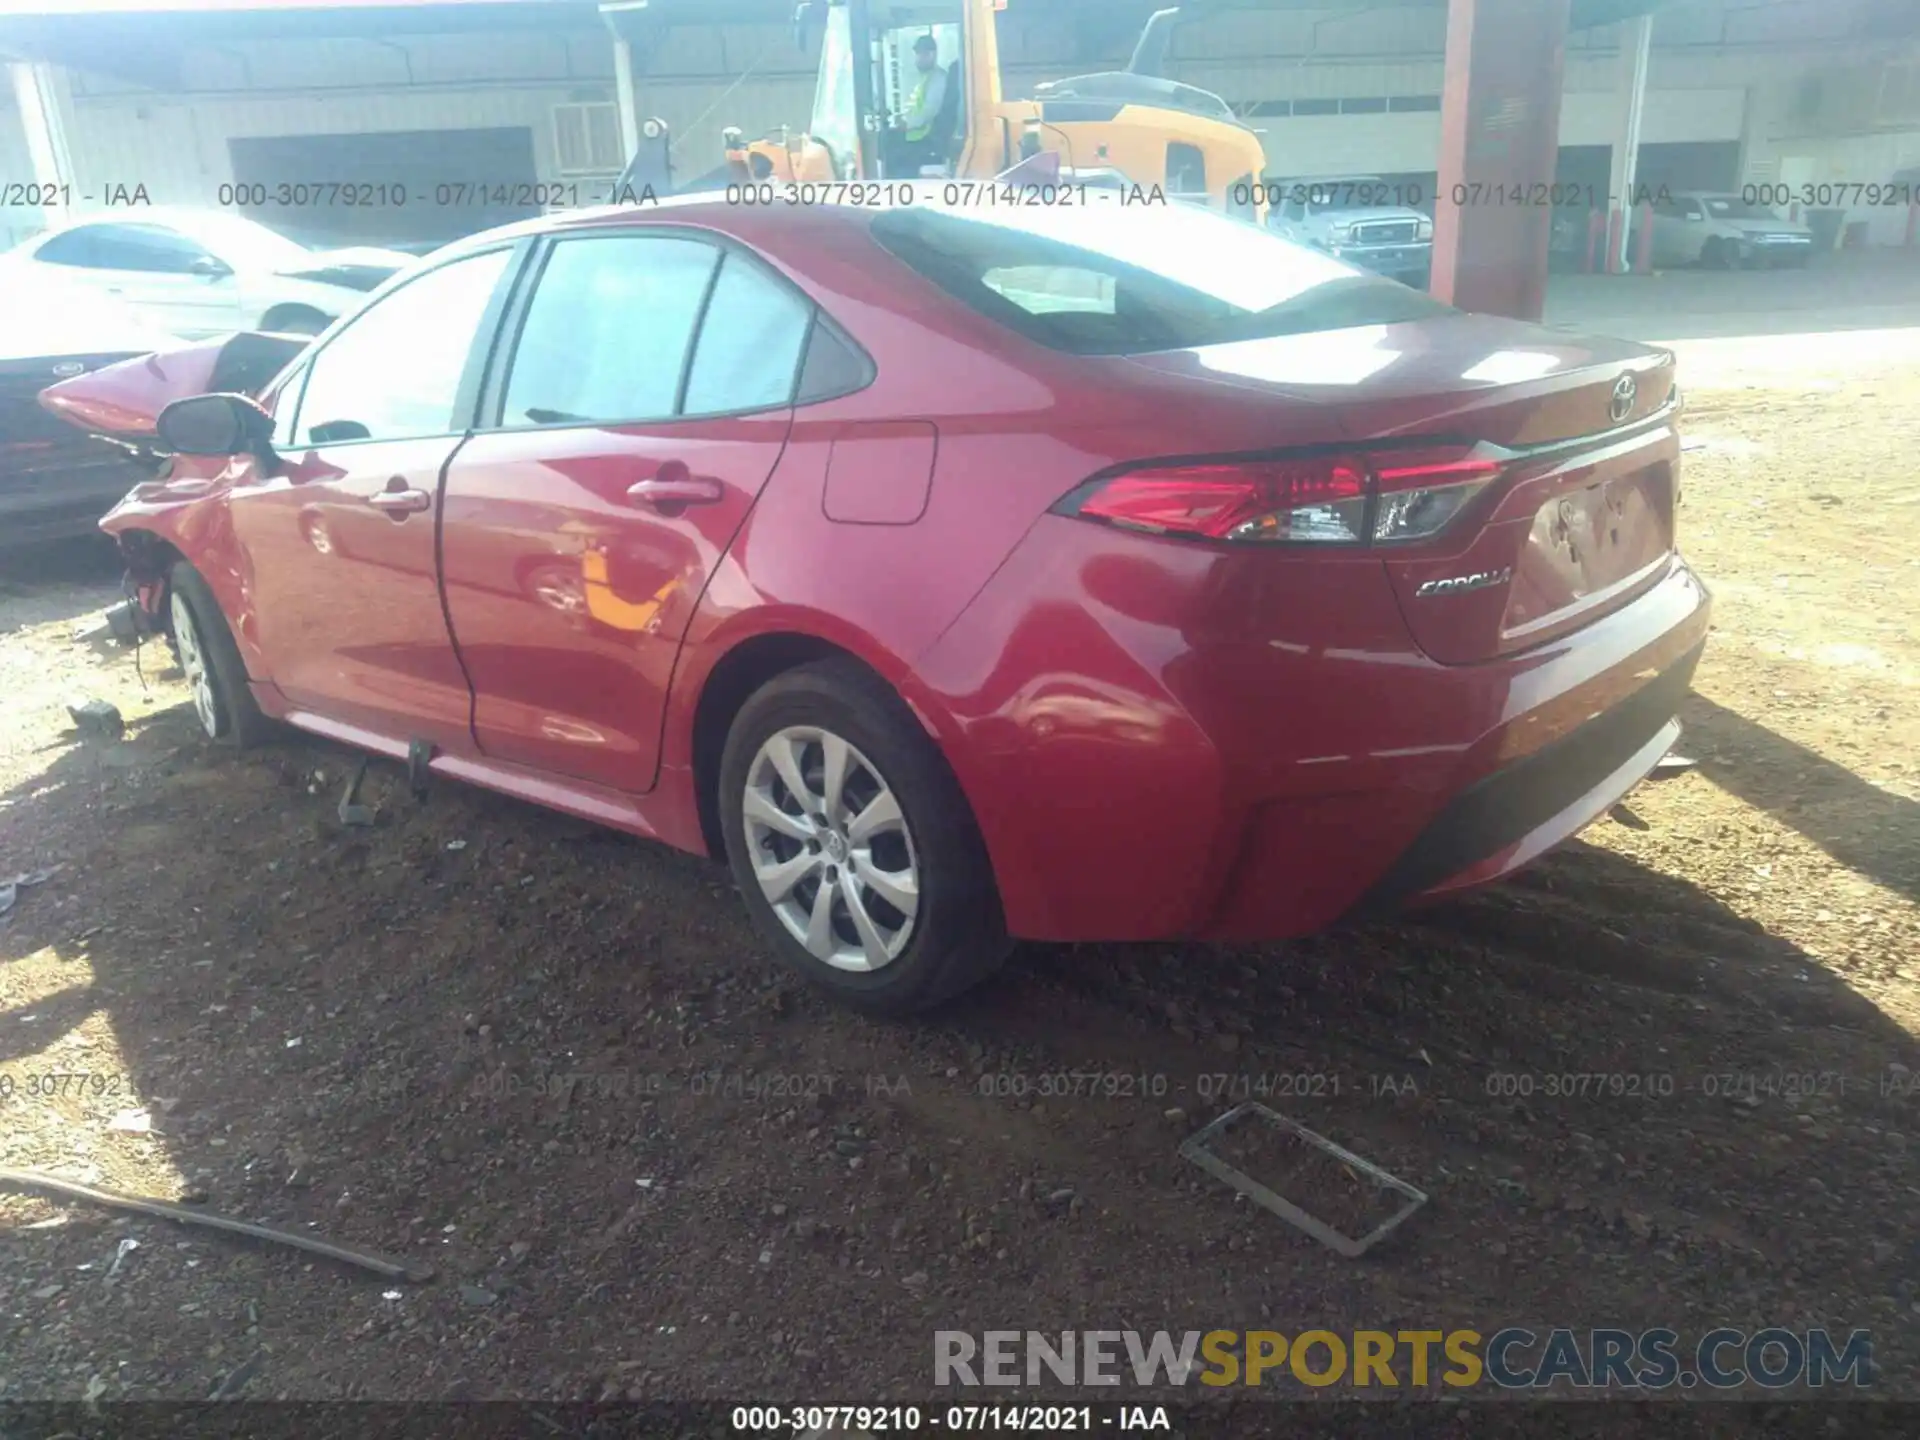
[502,235,719,426]
[794,313,876,403]
[871,203,1451,356]
[681,252,814,416]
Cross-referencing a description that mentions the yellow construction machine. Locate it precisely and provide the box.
[625,1,1267,217]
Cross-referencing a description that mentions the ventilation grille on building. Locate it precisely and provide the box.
[554,101,624,174]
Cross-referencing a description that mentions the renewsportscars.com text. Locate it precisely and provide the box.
[934,1328,1874,1390]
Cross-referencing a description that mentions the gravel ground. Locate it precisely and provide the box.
[0,332,1916,1418]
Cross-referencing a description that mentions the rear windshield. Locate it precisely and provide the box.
[869,202,1450,356]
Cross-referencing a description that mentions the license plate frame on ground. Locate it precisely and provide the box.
[1179,1101,1428,1258]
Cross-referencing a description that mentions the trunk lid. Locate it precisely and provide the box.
[1124,312,1681,663]
[38,330,309,441]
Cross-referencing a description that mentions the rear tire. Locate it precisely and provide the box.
[718,659,1010,1016]
[168,562,268,748]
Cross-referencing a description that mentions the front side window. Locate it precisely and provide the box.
[92,224,219,273]
[38,223,214,273]
[501,234,720,426]
[872,202,1450,356]
[292,247,511,446]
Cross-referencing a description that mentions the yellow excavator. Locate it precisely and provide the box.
[624,1,1267,217]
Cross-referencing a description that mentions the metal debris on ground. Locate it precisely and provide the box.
[1608,801,1651,830]
[337,757,375,827]
[0,865,62,918]
[1178,1102,1428,1259]
[0,1168,434,1283]
[1650,753,1699,778]
[103,599,144,644]
[67,699,125,740]
[104,1236,140,1282]
[207,1350,265,1401]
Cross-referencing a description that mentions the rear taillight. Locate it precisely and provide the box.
[1056,445,1505,546]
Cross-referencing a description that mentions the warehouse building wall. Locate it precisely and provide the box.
[3,2,1915,248]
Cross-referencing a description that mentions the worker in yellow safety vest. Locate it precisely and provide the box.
[885,34,950,177]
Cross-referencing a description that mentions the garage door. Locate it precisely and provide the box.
[227,128,541,251]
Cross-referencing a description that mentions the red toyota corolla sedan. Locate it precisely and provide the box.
[59,195,1708,1014]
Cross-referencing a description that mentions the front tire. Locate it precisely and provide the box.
[718,660,1010,1016]
[168,562,268,747]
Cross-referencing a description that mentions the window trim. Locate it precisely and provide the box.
[280,238,530,452]
[475,223,836,436]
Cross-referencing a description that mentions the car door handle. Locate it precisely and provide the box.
[368,486,432,515]
[626,475,724,511]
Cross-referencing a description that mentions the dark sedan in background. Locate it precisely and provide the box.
[0,266,179,547]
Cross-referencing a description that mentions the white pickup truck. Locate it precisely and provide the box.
[1266,176,1433,286]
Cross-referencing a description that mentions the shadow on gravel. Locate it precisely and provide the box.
[0,534,122,593]
[1681,693,1919,906]
[2,546,1916,1399]
[4,692,1918,1399]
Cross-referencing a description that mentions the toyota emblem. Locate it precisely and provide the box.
[50,361,85,378]
[1609,373,1637,424]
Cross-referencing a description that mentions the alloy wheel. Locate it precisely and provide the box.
[170,589,219,737]
[741,725,920,972]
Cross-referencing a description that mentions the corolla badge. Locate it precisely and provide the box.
[50,361,86,378]
[1415,566,1513,598]
[1609,373,1637,423]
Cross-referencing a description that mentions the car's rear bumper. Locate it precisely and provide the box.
[1350,638,1699,915]
[915,518,1711,944]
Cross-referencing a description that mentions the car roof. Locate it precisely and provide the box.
[427,192,879,260]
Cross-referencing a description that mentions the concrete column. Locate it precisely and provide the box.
[9,61,77,225]
[612,37,642,165]
[1430,0,1572,320]
[1605,14,1652,273]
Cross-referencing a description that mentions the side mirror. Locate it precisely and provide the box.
[156,392,275,457]
[189,254,233,281]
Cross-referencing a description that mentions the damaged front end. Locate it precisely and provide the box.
[38,329,308,638]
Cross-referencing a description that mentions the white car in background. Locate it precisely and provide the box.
[7,208,414,338]
[1644,191,1814,269]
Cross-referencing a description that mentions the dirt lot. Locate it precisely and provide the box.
[1,329,1917,1418]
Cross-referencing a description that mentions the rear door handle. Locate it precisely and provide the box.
[369,486,431,515]
[626,476,724,511]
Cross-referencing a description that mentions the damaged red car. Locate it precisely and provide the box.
[46,197,1709,1014]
